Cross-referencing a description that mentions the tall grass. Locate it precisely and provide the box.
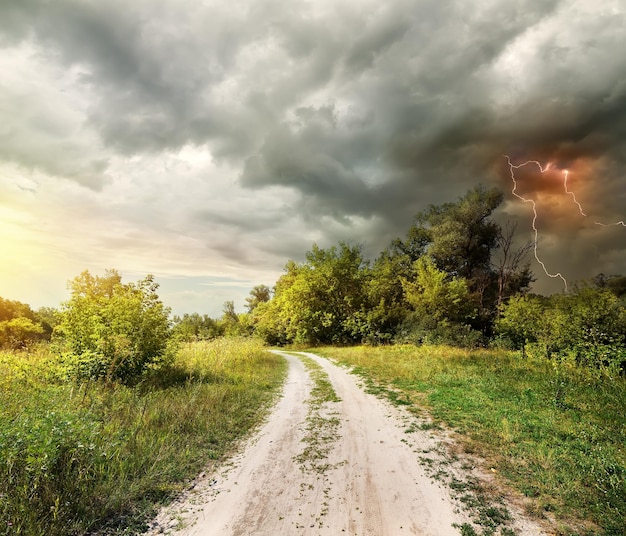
[0,338,286,535]
[317,345,626,536]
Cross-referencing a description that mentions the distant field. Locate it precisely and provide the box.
[0,338,286,536]
[317,345,626,536]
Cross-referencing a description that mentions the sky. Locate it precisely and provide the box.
[1,0,625,317]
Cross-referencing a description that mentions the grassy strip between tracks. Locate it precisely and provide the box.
[315,345,626,536]
[0,338,287,536]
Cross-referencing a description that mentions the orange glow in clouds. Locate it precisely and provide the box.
[504,156,569,290]
[504,155,625,292]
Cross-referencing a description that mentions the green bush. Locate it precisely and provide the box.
[497,286,626,373]
[56,270,172,384]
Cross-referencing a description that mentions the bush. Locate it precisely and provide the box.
[497,286,626,373]
[395,313,486,348]
[57,270,172,384]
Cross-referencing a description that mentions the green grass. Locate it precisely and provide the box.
[0,338,286,535]
[315,345,626,536]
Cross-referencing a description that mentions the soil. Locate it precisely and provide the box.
[146,351,549,536]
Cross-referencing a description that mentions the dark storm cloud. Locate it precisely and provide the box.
[2,0,625,288]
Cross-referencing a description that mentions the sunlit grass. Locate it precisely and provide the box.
[0,338,286,535]
[317,345,626,536]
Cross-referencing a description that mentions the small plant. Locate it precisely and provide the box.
[317,344,626,534]
[292,354,342,476]
[0,339,286,535]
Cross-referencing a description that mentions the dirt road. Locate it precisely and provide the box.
[148,351,547,535]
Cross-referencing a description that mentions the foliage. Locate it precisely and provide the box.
[402,256,473,323]
[497,285,626,373]
[394,186,532,332]
[171,313,222,341]
[395,313,486,348]
[318,345,626,535]
[358,249,412,343]
[57,270,172,384]
[0,296,36,322]
[0,297,51,349]
[593,273,626,298]
[252,186,536,346]
[245,285,271,313]
[414,185,503,282]
[494,294,544,353]
[0,317,44,350]
[255,243,369,345]
[0,339,286,536]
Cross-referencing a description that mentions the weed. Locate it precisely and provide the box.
[0,339,286,535]
[292,354,342,476]
[316,344,626,534]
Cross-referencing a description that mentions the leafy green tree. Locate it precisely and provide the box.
[356,249,412,343]
[58,270,171,383]
[171,313,222,341]
[395,186,532,333]
[245,285,271,313]
[35,306,60,340]
[402,257,473,323]
[219,300,241,336]
[253,261,300,345]
[0,317,44,349]
[256,243,368,345]
[0,297,37,322]
[495,294,544,356]
[497,286,626,371]
[403,186,503,282]
[544,286,626,371]
[0,297,49,348]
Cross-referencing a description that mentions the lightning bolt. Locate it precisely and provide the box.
[504,155,568,291]
[563,169,587,217]
[595,220,626,227]
[558,167,625,227]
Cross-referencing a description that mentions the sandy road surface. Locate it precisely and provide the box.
[148,351,547,536]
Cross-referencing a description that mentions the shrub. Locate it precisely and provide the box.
[56,270,171,384]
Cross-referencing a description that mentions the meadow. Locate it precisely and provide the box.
[317,345,626,536]
[0,338,286,536]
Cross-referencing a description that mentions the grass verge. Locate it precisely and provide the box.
[0,338,286,536]
[315,345,626,536]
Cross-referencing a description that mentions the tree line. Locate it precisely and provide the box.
[251,185,533,346]
[2,185,625,379]
[245,185,625,373]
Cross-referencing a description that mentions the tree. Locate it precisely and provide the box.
[0,297,48,348]
[544,286,626,370]
[58,270,171,383]
[255,243,368,345]
[413,185,503,282]
[0,317,44,350]
[593,273,626,298]
[491,221,534,309]
[245,285,271,313]
[358,249,412,343]
[395,186,533,333]
[0,297,37,322]
[402,257,472,323]
[171,313,222,341]
[495,295,544,356]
